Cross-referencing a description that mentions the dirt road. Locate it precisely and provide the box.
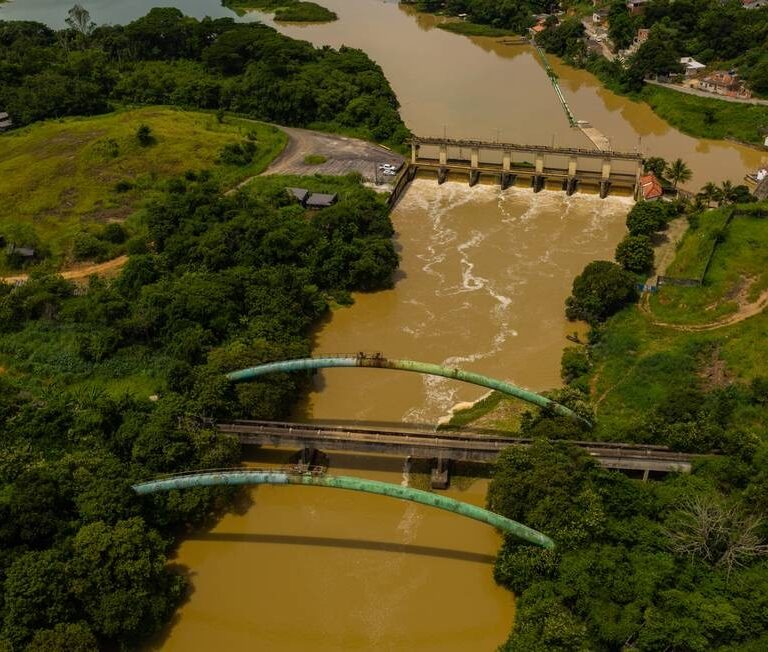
[1,255,129,285]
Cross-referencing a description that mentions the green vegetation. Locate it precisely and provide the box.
[275,2,337,22]
[437,21,520,37]
[410,0,558,35]
[640,85,768,146]
[0,168,399,648]
[565,260,638,325]
[224,0,337,22]
[651,209,768,325]
[0,7,408,648]
[0,9,407,144]
[0,108,286,273]
[615,234,654,274]
[663,207,731,281]
[303,153,328,165]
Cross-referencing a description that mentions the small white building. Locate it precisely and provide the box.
[679,57,706,77]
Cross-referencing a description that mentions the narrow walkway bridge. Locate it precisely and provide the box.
[216,420,696,486]
[132,466,555,549]
[400,136,642,199]
[226,353,590,427]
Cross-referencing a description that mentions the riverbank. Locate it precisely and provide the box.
[223,0,337,22]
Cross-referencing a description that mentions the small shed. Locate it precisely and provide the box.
[305,193,338,209]
[0,112,12,132]
[288,187,310,205]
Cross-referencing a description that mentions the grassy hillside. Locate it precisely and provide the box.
[650,209,768,325]
[0,107,286,272]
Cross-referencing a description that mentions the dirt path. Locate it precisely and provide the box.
[1,255,129,285]
[646,288,768,332]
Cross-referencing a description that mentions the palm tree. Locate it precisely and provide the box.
[718,180,735,206]
[698,182,719,207]
[665,158,693,189]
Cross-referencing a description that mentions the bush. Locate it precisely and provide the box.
[217,141,257,166]
[72,232,108,262]
[565,261,638,324]
[101,223,127,245]
[615,234,654,274]
[114,180,133,193]
[627,202,669,236]
[136,124,154,146]
[561,347,590,384]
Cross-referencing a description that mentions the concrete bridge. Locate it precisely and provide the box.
[403,136,643,199]
[215,420,696,488]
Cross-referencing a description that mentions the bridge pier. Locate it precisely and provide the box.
[430,456,451,490]
[532,175,546,193]
[599,179,611,198]
[469,170,480,187]
[501,172,516,190]
[438,167,448,184]
[411,143,420,164]
[439,144,448,166]
[565,177,578,195]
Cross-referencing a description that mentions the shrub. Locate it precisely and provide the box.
[114,180,133,193]
[72,232,108,261]
[136,124,154,146]
[303,154,327,165]
[217,141,256,166]
[101,223,127,245]
[627,202,668,236]
[565,260,638,324]
[561,347,590,384]
[615,234,654,274]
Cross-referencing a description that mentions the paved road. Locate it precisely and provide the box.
[645,79,768,106]
[263,126,405,182]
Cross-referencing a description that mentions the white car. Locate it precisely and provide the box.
[379,163,397,171]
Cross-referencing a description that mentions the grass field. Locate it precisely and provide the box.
[650,210,768,324]
[0,107,286,272]
[663,207,731,280]
[640,85,768,146]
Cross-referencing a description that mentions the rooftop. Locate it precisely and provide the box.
[639,173,663,201]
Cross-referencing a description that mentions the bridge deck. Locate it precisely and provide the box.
[411,137,642,161]
[217,420,694,474]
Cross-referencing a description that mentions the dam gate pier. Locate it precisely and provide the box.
[396,137,643,201]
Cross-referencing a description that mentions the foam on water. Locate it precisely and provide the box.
[395,180,631,423]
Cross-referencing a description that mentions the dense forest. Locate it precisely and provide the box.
[0,172,400,649]
[0,8,403,649]
[0,8,408,145]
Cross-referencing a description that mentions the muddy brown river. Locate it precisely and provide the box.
[8,0,766,649]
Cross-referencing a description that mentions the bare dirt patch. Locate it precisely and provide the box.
[698,347,732,391]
